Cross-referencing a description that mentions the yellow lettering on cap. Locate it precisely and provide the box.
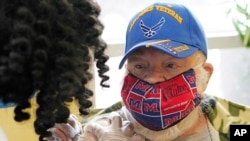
[173,45,189,52]
[155,5,183,24]
[129,5,183,31]
[129,6,154,31]
[145,40,170,48]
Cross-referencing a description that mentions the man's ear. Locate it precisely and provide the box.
[203,62,214,83]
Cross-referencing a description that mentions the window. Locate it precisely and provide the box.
[93,0,250,108]
[96,0,236,43]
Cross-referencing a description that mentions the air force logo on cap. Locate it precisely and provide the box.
[140,17,165,38]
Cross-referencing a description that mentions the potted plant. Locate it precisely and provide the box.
[227,0,250,47]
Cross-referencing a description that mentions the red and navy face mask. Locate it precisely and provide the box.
[121,69,202,131]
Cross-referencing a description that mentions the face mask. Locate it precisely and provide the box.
[121,69,202,131]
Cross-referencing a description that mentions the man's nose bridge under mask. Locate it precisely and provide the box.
[145,70,167,84]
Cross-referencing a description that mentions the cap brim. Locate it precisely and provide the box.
[119,39,199,69]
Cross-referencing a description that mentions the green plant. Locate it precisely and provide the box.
[227,0,250,47]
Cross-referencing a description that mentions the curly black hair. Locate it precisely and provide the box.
[0,0,109,140]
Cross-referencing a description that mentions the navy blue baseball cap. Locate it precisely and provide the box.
[119,2,207,69]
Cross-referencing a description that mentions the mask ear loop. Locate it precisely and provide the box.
[193,63,204,70]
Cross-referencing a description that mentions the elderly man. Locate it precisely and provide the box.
[115,2,218,140]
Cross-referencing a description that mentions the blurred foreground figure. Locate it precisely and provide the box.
[0,0,109,140]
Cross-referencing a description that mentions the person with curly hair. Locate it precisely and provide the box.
[0,0,113,140]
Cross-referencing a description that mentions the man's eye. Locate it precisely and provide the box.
[135,64,143,69]
[167,64,176,68]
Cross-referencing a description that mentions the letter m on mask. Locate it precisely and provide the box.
[128,94,143,113]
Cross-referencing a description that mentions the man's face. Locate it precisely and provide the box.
[121,47,213,139]
[125,47,211,93]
